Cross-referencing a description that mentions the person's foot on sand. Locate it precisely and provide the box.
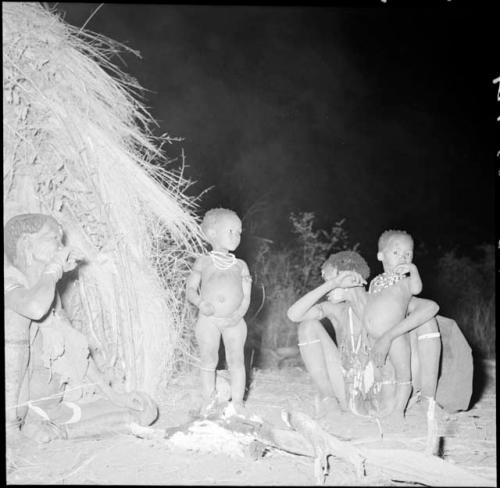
[224,400,249,418]
[314,394,346,420]
[196,394,220,419]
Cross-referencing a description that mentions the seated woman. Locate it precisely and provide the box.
[4,213,158,444]
[286,250,472,426]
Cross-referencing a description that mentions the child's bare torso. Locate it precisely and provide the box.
[364,276,412,338]
[200,258,244,318]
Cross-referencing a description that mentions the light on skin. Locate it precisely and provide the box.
[187,213,250,411]
[206,215,242,254]
[322,265,366,304]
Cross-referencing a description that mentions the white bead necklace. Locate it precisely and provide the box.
[209,251,237,270]
[369,271,405,294]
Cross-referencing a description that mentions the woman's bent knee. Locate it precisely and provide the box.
[298,320,322,341]
[417,318,439,334]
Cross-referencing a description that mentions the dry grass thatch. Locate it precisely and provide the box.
[3,2,206,394]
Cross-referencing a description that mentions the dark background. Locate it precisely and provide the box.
[49,3,497,274]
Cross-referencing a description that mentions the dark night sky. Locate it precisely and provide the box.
[52,3,497,269]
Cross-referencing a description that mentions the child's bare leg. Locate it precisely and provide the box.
[385,335,412,424]
[409,331,421,394]
[221,319,247,405]
[416,318,441,400]
[298,320,347,410]
[195,316,221,402]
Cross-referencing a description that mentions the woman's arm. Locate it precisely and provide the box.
[287,270,366,323]
[5,265,62,320]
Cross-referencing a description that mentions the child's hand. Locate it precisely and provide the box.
[394,263,416,275]
[370,334,392,367]
[199,300,215,316]
[53,247,85,273]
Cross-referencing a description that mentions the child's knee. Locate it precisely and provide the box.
[391,356,411,381]
[417,318,439,335]
[393,363,411,382]
[199,347,219,368]
[225,349,245,370]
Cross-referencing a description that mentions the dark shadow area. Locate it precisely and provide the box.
[469,352,490,409]
[320,317,337,345]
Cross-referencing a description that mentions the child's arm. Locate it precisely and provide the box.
[186,256,215,315]
[407,263,423,295]
[370,296,439,366]
[287,270,366,323]
[395,263,422,295]
[186,256,204,308]
[225,260,252,323]
[4,248,78,320]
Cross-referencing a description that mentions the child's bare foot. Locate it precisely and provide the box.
[198,395,219,418]
[224,401,249,418]
[314,395,346,419]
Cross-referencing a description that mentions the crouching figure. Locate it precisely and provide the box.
[4,213,158,444]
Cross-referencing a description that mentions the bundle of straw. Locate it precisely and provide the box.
[3,2,205,394]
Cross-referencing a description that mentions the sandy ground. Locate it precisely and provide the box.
[6,359,496,486]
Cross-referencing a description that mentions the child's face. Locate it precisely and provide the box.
[211,215,242,252]
[377,235,413,272]
[27,222,64,264]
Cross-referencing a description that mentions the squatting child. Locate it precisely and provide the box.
[364,229,441,424]
[186,208,252,416]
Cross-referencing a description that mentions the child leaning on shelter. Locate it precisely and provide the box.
[186,208,252,417]
[364,229,441,426]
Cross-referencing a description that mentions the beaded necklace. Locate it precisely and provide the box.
[209,251,237,270]
[369,271,406,294]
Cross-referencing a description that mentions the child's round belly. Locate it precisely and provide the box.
[201,276,243,317]
[364,297,408,338]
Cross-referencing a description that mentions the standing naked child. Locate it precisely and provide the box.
[364,230,441,425]
[186,208,252,416]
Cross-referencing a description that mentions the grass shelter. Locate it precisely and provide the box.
[3,2,205,395]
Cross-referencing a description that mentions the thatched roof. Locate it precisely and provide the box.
[3,2,205,394]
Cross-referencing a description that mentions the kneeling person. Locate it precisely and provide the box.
[4,213,158,443]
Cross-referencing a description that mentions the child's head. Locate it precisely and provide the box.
[4,213,63,267]
[201,208,242,252]
[321,250,371,282]
[377,229,414,272]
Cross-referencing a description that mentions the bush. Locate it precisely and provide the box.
[434,244,495,358]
